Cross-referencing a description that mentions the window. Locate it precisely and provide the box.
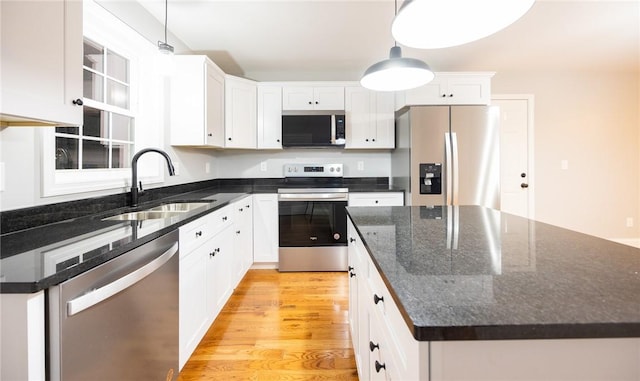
[55,38,134,171]
[42,0,164,197]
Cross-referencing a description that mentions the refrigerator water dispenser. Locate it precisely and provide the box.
[420,163,442,194]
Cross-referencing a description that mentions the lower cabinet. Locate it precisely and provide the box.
[252,193,279,264]
[232,196,254,288]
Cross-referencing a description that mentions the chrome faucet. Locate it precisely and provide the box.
[131,148,176,207]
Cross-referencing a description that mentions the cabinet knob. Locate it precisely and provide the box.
[236,230,241,234]
[521,183,529,188]
[276,139,280,142]
[208,133,213,137]
[448,94,454,97]
[228,137,232,141]
[222,216,228,221]
[239,208,244,212]
[375,361,386,373]
[375,200,379,204]
[246,204,250,208]
[373,294,384,304]
[195,231,203,237]
[441,94,447,98]
[365,139,369,142]
[372,138,376,142]
[349,237,356,243]
[72,98,83,106]
[349,271,356,278]
[209,252,215,258]
[348,266,354,271]
[308,101,312,105]
[315,101,319,104]
[369,341,380,352]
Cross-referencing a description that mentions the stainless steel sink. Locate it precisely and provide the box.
[103,211,184,221]
[146,202,213,212]
[103,201,215,221]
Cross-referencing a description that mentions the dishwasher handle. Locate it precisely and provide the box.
[67,242,178,316]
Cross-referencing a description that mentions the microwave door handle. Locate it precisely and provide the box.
[331,115,336,144]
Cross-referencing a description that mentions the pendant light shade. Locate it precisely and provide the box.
[361,46,434,92]
[392,0,535,49]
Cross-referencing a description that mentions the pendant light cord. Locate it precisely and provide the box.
[393,0,398,48]
[164,0,168,44]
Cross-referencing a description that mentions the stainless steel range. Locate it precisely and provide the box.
[278,163,348,272]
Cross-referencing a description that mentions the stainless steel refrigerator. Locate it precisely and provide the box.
[391,105,500,208]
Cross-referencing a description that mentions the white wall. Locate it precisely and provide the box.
[493,70,640,241]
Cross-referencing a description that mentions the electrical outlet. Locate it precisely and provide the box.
[260,161,267,172]
[205,162,210,174]
[626,217,634,228]
[561,160,569,170]
[357,161,364,171]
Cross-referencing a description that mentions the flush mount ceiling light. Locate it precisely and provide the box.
[392,0,535,49]
[361,46,434,92]
[361,0,434,92]
[158,0,174,54]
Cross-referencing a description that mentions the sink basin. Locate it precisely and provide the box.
[146,202,213,212]
[103,211,184,221]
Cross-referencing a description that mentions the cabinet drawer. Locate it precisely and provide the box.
[179,218,211,256]
[348,192,404,207]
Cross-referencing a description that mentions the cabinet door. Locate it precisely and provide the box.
[206,61,225,146]
[446,75,491,105]
[0,0,83,126]
[313,87,345,110]
[179,243,209,369]
[257,85,283,149]
[207,226,234,318]
[370,91,395,148]
[252,194,279,263]
[282,87,315,110]
[225,76,257,148]
[232,197,254,287]
[404,78,448,106]
[345,87,373,148]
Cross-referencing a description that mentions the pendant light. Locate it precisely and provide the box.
[158,0,174,54]
[392,0,535,49]
[360,0,434,92]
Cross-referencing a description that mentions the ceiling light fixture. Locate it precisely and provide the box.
[158,0,174,54]
[392,0,535,49]
[361,0,434,92]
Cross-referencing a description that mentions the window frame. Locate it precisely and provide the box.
[41,0,165,197]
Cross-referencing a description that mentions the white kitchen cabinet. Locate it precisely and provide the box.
[348,192,404,207]
[398,72,494,108]
[282,85,345,110]
[252,194,279,264]
[345,87,395,149]
[170,55,225,147]
[0,0,83,126]
[232,196,254,287]
[178,205,234,369]
[225,75,257,149]
[257,84,283,149]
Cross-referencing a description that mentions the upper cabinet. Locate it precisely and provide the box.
[282,85,345,110]
[0,0,83,126]
[224,75,257,149]
[345,86,395,149]
[397,72,494,109]
[257,84,283,149]
[170,56,225,147]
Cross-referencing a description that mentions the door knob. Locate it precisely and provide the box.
[521,183,529,188]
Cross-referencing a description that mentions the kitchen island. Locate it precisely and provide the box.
[346,205,640,381]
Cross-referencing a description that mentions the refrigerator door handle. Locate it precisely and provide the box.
[451,132,460,205]
[445,133,453,205]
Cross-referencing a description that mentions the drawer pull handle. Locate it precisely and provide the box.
[348,266,354,271]
[236,230,241,234]
[209,251,215,258]
[369,341,379,352]
[222,216,228,221]
[239,208,243,212]
[349,272,356,278]
[375,361,386,373]
[195,231,203,237]
[349,237,355,243]
[374,294,384,304]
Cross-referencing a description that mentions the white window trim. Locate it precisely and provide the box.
[41,0,166,197]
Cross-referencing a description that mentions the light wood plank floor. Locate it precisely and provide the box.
[178,269,359,381]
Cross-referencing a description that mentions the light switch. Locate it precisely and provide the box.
[357,161,364,171]
[260,162,267,172]
[205,162,210,174]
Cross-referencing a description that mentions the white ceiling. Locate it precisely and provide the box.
[135,0,640,81]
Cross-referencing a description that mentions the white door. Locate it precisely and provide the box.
[494,96,534,219]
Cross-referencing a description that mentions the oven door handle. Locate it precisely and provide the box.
[278,193,349,202]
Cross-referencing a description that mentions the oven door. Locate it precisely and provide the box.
[277,191,348,272]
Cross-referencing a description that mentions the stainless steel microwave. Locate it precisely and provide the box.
[281,112,346,148]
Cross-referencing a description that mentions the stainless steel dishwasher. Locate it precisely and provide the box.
[48,230,179,381]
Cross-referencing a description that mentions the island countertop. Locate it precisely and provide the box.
[346,205,640,341]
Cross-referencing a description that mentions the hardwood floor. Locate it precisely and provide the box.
[178,269,359,381]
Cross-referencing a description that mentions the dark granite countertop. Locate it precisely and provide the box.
[1,177,403,294]
[346,205,640,341]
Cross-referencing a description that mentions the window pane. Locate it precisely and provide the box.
[56,126,79,135]
[112,113,134,141]
[83,39,103,72]
[107,50,129,83]
[82,140,109,169]
[83,107,107,138]
[55,137,79,170]
[111,143,132,169]
[83,70,104,102]
[107,79,129,109]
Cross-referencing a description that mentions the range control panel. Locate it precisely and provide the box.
[283,163,343,177]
